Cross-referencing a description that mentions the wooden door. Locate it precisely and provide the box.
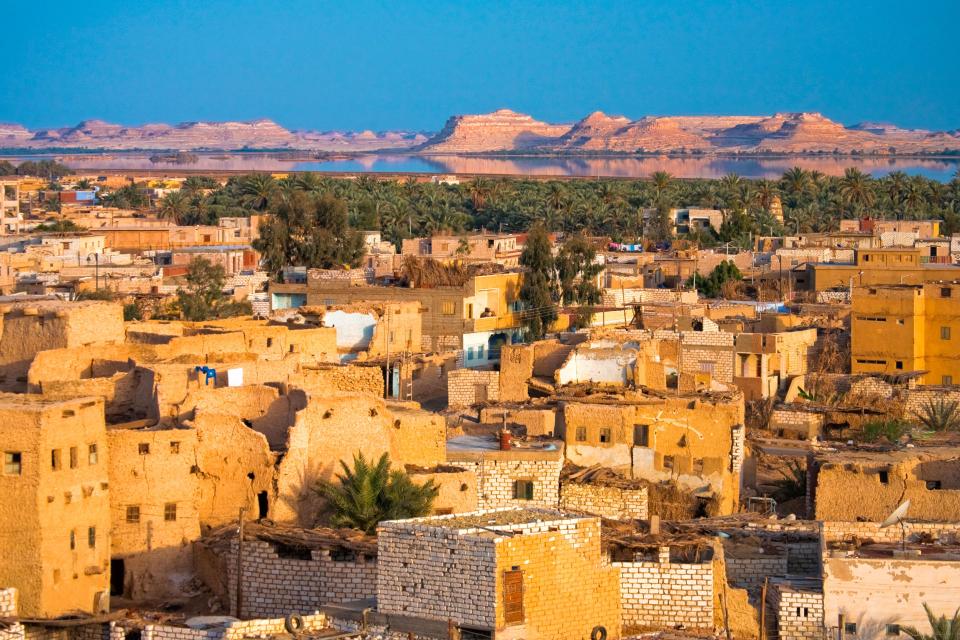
[503,570,524,625]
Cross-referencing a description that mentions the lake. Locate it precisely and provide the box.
[9,152,960,181]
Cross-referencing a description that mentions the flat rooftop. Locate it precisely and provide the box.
[446,434,564,461]
[382,507,591,535]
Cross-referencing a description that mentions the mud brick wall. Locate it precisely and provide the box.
[770,583,824,640]
[447,369,500,407]
[224,539,376,619]
[456,458,562,510]
[614,547,714,629]
[559,482,648,520]
[377,523,497,628]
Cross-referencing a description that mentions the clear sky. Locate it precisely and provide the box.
[2,0,957,132]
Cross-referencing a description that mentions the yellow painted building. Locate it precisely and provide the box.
[803,247,960,292]
[851,282,960,384]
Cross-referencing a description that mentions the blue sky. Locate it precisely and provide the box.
[2,0,956,132]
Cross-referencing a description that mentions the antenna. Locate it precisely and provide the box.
[879,500,910,551]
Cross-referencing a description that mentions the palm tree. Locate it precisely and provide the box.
[239,174,278,211]
[781,167,812,207]
[901,604,960,640]
[468,176,493,211]
[650,171,674,205]
[314,452,438,534]
[839,167,876,215]
[755,180,779,212]
[157,190,191,224]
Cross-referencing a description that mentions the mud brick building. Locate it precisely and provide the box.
[377,508,620,640]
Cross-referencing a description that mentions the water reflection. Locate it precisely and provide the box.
[17,153,960,181]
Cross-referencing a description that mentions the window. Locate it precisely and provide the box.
[513,480,534,500]
[895,361,903,370]
[441,301,456,315]
[633,424,650,447]
[69,447,78,469]
[3,452,21,475]
[88,444,98,465]
[942,287,952,298]
[887,625,901,636]
[51,449,61,470]
[126,506,141,523]
[138,443,150,455]
[846,623,858,635]
[599,428,612,444]
[941,326,952,341]
[945,375,955,385]
[699,361,715,374]
[169,441,180,454]
[478,345,485,360]
[69,530,76,550]
[663,455,675,470]
[88,526,96,548]
[503,570,524,625]
[164,503,177,522]
[467,347,475,361]
[926,480,942,490]
[575,426,587,442]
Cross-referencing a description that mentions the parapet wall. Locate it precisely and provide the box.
[559,482,648,520]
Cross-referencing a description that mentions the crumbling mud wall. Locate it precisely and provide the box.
[813,451,960,522]
[406,467,478,514]
[296,365,384,397]
[107,426,202,600]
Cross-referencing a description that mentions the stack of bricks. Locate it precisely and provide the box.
[0,589,22,640]
[224,539,376,619]
[377,520,497,628]
[614,546,714,630]
[769,579,824,640]
[447,369,500,407]
[456,457,562,510]
[559,482,649,520]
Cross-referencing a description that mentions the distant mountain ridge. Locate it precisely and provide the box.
[1,110,958,154]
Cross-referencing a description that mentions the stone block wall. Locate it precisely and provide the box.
[821,521,960,545]
[377,523,497,629]
[769,581,824,640]
[725,554,789,590]
[114,614,330,640]
[787,543,822,575]
[904,386,960,418]
[455,457,563,510]
[447,369,500,407]
[224,539,376,619]
[770,410,823,440]
[615,547,714,630]
[731,424,745,474]
[559,482,648,520]
[0,588,16,617]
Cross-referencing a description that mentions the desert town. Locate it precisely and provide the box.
[0,164,959,640]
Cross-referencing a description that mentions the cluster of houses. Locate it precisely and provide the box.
[0,170,958,640]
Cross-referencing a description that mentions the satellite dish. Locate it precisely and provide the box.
[880,500,910,529]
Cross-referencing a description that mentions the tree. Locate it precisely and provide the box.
[253,191,365,278]
[687,260,743,298]
[174,257,250,321]
[239,174,278,211]
[839,167,876,215]
[555,233,602,328]
[519,223,557,340]
[157,190,191,224]
[901,604,960,640]
[314,452,438,534]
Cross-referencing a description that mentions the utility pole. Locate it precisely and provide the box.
[235,507,245,618]
[384,309,391,399]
